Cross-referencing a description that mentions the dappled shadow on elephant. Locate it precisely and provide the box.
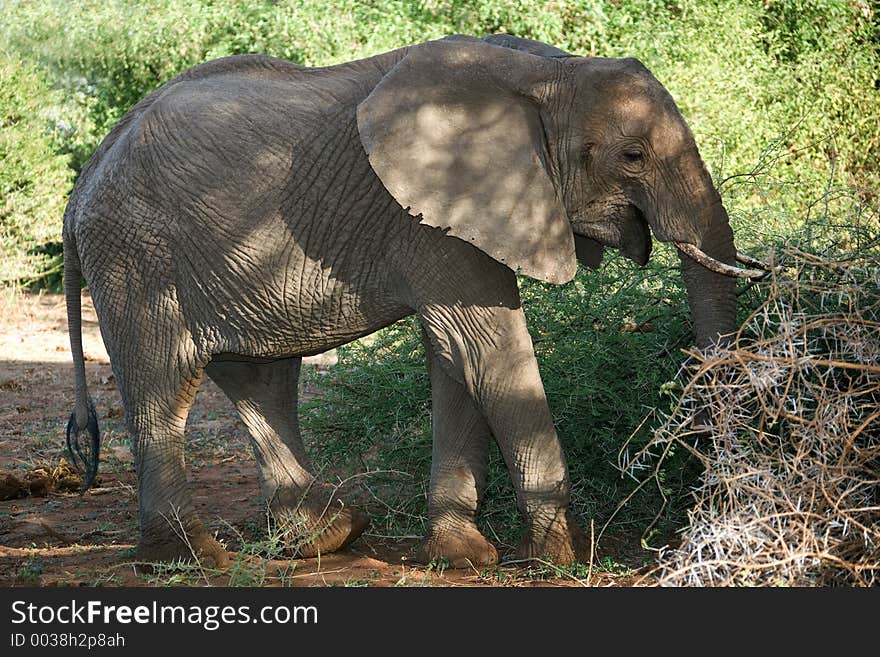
[61,33,768,569]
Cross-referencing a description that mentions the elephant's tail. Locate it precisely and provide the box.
[63,223,100,493]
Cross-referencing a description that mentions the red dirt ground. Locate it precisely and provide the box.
[0,291,655,587]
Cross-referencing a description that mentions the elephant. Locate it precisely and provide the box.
[62,33,768,569]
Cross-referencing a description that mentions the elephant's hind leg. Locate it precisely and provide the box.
[415,328,498,568]
[116,349,229,568]
[206,357,369,557]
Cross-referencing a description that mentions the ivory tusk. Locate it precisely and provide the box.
[736,250,782,273]
[675,243,768,279]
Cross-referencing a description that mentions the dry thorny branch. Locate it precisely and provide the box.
[630,247,880,586]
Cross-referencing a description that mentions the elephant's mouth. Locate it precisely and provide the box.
[571,203,652,267]
[634,203,777,279]
[573,203,776,277]
[619,204,652,266]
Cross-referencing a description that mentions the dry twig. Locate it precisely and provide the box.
[632,248,880,586]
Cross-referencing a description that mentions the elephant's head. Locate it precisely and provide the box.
[357,35,765,346]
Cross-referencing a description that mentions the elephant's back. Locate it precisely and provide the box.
[68,50,399,212]
[69,49,404,227]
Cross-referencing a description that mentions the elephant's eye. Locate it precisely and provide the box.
[623,150,644,163]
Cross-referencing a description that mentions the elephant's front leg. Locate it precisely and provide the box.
[416,327,498,568]
[419,302,588,566]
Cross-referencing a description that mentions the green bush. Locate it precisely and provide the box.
[0,50,72,285]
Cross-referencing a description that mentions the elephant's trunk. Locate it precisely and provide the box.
[676,200,739,348]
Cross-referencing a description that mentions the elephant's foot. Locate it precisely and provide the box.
[514,509,589,565]
[271,485,370,558]
[415,522,498,569]
[135,519,231,569]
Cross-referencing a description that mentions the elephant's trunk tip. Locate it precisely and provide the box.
[676,242,781,279]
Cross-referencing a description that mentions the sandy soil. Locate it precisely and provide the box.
[0,290,654,587]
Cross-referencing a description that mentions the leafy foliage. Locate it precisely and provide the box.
[0,51,72,284]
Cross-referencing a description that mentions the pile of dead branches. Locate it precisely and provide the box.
[643,248,880,586]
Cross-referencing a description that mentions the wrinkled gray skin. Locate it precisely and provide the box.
[63,34,737,568]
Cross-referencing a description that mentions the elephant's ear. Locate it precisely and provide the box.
[357,38,576,284]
